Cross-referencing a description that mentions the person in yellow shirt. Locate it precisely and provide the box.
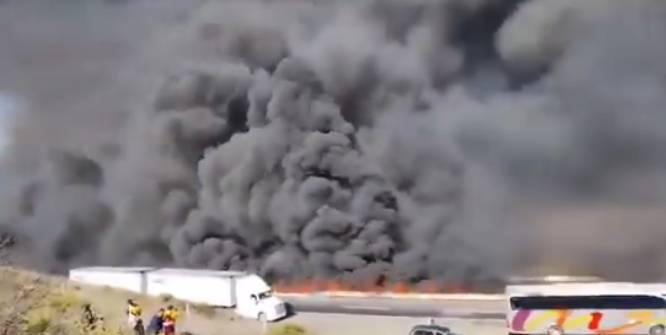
[162,305,179,335]
[126,299,144,335]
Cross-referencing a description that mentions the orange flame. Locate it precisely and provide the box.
[273,279,474,294]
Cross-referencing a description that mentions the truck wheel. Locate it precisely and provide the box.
[258,312,266,323]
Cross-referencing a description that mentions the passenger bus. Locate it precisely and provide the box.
[506,283,666,335]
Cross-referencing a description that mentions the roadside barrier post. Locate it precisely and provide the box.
[185,303,191,330]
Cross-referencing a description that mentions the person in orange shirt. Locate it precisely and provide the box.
[162,305,179,335]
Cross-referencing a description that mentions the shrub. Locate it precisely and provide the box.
[48,291,84,313]
[270,323,310,335]
[23,314,50,335]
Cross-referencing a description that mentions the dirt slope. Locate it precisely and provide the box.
[0,267,309,335]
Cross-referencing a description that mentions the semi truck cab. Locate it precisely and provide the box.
[235,274,287,321]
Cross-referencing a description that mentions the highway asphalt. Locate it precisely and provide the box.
[282,296,506,319]
[290,313,507,335]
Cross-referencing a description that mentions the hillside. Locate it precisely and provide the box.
[0,267,310,335]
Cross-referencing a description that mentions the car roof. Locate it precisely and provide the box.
[411,324,451,333]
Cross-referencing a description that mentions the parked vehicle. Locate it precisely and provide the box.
[408,319,455,335]
[68,266,288,322]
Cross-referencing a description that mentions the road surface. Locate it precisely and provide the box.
[283,296,506,319]
[291,313,506,335]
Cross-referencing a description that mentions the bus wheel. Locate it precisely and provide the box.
[649,324,665,335]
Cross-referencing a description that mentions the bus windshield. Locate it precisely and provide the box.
[510,295,666,310]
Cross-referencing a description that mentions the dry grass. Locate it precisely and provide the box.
[190,304,217,319]
[0,266,313,335]
[269,323,310,335]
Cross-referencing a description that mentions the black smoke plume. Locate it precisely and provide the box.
[2,0,666,286]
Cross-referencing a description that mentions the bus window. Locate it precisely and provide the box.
[412,330,434,335]
[510,295,666,310]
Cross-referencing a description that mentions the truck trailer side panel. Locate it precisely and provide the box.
[145,269,238,307]
[68,267,154,294]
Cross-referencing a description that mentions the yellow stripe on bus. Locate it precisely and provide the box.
[563,313,592,329]
[525,311,559,332]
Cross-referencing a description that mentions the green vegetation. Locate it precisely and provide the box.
[14,283,118,335]
[269,323,313,335]
[23,314,50,335]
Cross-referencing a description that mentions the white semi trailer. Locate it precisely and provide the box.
[68,267,288,322]
[68,266,155,293]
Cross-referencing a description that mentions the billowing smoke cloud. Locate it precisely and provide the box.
[1,0,666,286]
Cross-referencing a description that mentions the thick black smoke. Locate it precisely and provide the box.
[2,0,666,285]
